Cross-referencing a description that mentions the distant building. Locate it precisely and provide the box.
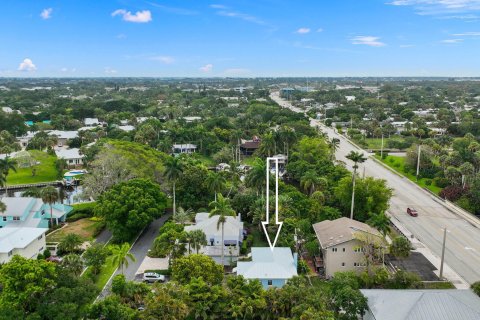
[0,228,48,263]
[84,118,100,127]
[0,197,72,228]
[183,116,202,123]
[235,247,298,288]
[172,143,197,154]
[118,125,135,132]
[184,212,244,265]
[240,136,261,156]
[361,289,480,320]
[280,88,296,99]
[55,148,84,167]
[345,95,356,102]
[47,130,79,147]
[312,217,382,278]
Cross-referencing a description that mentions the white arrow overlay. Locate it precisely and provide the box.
[262,157,283,250]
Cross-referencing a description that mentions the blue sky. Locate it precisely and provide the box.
[1,0,480,77]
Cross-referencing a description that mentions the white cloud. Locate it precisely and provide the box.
[387,0,480,16]
[296,27,311,34]
[200,64,213,72]
[441,38,464,43]
[223,68,251,76]
[452,31,480,35]
[60,67,76,73]
[104,67,118,74]
[150,56,175,64]
[317,28,324,32]
[210,4,227,9]
[40,8,53,20]
[112,9,152,23]
[18,58,37,71]
[351,36,386,47]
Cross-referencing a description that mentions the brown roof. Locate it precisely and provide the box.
[312,217,382,249]
[240,140,260,149]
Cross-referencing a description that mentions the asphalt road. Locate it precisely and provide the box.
[100,213,171,296]
[271,91,480,285]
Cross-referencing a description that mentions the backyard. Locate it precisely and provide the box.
[46,217,104,243]
[7,150,58,185]
[375,155,442,194]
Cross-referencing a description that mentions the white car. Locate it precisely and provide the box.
[142,272,165,283]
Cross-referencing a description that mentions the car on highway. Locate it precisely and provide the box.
[142,272,165,283]
[407,207,418,217]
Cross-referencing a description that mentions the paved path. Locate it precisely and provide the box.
[271,91,480,285]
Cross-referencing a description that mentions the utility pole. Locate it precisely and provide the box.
[380,133,384,159]
[416,145,421,180]
[439,227,447,279]
[350,171,356,220]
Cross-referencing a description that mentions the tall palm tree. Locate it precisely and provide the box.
[59,233,83,254]
[329,138,340,161]
[189,230,207,254]
[209,194,236,266]
[0,156,17,193]
[245,158,267,196]
[41,186,59,227]
[227,163,242,197]
[61,254,84,276]
[300,171,321,195]
[346,151,367,220]
[205,172,226,202]
[164,156,184,216]
[110,243,136,275]
[258,132,276,157]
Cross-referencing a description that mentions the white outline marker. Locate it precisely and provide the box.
[262,157,283,250]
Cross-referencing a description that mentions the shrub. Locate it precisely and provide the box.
[433,177,449,188]
[472,281,480,297]
[36,253,44,260]
[43,249,51,259]
[424,179,432,186]
[240,241,248,255]
[297,259,309,274]
[439,185,468,202]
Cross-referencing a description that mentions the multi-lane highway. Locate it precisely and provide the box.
[271,91,480,285]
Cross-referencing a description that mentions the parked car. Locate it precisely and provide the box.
[407,207,418,217]
[142,272,165,283]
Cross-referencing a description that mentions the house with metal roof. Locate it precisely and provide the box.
[185,212,244,265]
[0,197,72,228]
[0,227,48,263]
[312,217,383,278]
[360,289,480,320]
[55,148,84,167]
[235,247,298,288]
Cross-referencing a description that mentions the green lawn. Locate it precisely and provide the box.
[362,137,407,150]
[82,261,118,290]
[375,155,442,194]
[250,227,269,247]
[7,150,58,185]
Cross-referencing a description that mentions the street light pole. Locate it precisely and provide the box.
[416,145,421,180]
[439,227,447,279]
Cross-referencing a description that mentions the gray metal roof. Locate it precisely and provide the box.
[236,247,297,279]
[361,289,480,320]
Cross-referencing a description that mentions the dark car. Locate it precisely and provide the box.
[407,207,418,217]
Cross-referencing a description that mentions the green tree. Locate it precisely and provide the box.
[390,236,412,260]
[109,243,136,275]
[205,171,226,202]
[171,254,223,286]
[367,213,390,236]
[173,207,193,226]
[95,178,167,242]
[164,156,184,217]
[471,281,480,297]
[61,253,84,276]
[186,229,207,254]
[329,138,340,161]
[84,243,109,275]
[41,186,59,227]
[0,155,17,192]
[245,158,267,195]
[209,193,236,266]
[345,151,367,220]
[142,282,189,320]
[0,255,57,314]
[88,295,139,320]
[58,233,83,254]
[300,171,325,195]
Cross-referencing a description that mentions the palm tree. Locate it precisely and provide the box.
[329,138,340,161]
[41,186,59,227]
[227,163,242,197]
[245,158,267,196]
[110,243,136,275]
[346,151,367,220]
[209,194,236,266]
[59,233,83,254]
[164,156,184,216]
[0,156,17,193]
[205,172,226,202]
[61,254,84,276]
[173,207,193,225]
[189,230,207,254]
[300,171,321,195]
[21,187,42,198]
[258,132,276,157]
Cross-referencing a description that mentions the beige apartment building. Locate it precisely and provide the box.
[313,217,382,278]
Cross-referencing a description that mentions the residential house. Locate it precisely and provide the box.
[345,95,356,102]
[0,197,73,228]
[312,217,382,278]
[84,118,100,127]
[183,116,202,123]
[0,227,48,263]
[55,148,84,167]
[172,143,197,154]
[235,247,298,288]
[360,289,480,320]
[48,130,79,147]
[240,136,261,156]
[118,125,135,132]
[184,212,244,265]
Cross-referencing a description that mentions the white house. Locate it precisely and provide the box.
[183,116,202,123]
[235,247,298,288]
[172,144,197,154]
[84,118,100,127]
[118,125,135,132]
[345,95,356,102]
[55,148,84,167]
[0,228,48,263]
[184,212,244,265]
